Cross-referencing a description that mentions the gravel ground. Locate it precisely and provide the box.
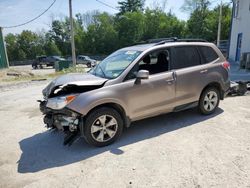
[0,83,250,188]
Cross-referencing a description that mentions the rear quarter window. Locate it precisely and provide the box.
[199,46,219,63]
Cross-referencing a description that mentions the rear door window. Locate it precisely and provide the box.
[171,46,201,69]
[198,46,219,63]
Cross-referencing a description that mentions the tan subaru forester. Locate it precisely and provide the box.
[39,38,230,147]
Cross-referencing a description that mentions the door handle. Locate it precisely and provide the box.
[165,79,175,84]
[165,78,174,82]
[200,69,208,73]
[165,71,176,84]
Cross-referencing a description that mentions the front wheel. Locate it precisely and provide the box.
[198,87,220,115]
[32,64,37,69]
[84,107,124,147]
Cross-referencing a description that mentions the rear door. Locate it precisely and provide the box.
[171,45,208,106]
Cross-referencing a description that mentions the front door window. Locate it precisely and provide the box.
[125,49,170,80]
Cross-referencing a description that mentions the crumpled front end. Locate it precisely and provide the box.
[39,73,108,145]
[39,99,82,145]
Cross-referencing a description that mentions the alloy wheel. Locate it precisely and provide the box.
[203,91,218,111]
[91,115,118,142]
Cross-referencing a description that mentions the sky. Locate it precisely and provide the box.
[0,0,231,36]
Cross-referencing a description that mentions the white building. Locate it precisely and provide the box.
[229,0,250,61]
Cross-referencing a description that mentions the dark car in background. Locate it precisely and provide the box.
[32,56,65,69]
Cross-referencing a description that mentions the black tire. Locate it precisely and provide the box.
[198,87,220,115]
[87,63,91,68]
[32,64,37,69]
[84,107,124,147]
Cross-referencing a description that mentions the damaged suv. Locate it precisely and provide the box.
[39,38,230,147]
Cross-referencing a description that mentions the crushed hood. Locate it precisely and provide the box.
[43,73,108,98]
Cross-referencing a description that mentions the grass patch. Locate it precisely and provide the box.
[0,66,86,83]
[60,66,86,74]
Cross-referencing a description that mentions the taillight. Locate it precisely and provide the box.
[222,61,230,70]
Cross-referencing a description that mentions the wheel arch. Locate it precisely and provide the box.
[201,82,224,100]
[85,102,130,128]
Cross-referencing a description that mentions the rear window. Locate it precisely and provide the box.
[199,46,219,63]
[171,46,201,69]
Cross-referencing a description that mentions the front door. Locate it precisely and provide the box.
[120,49,176,120]
[124,72,176,120]
[236,33,243,61]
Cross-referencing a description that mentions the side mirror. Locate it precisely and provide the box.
[135,70,149,84]
[137,70,149,79]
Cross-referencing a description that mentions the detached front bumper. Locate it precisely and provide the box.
[39,100,83,145]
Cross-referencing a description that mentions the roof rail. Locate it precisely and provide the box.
[177,38,207,42]
[147,37,178,43]
[150,38,207,46]
[134,38,207,46]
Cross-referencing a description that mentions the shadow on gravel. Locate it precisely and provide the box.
[18,108,223,173]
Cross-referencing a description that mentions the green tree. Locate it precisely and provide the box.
[116,11,145,47]
[84,12,119,54]
[5,30,46,61]
[207,4,231,41]
[118,0,145,15]
[44,41,61,56]
[142,9,186,40]
[5,33,19,61]
[74,13,87,55]
[17,49,26,61]
[186,1,231,41]
[185,0,211,40]
[4,4,232,61]
[17,30,45,59]
[48,19,71,56]
[181,0,210,13]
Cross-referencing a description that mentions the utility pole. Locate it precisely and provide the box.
[69,0,76,66]
[0,27,9,69]
[217,0,223,46]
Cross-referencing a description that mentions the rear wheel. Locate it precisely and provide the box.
[84,107,124,147]
[198,87,220,115]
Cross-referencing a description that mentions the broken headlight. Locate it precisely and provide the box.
[46,94,77,110]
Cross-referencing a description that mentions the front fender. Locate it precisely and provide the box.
[66,88,128,116]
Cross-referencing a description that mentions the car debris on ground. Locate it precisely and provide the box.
[228,81,250,96]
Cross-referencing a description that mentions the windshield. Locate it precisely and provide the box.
[89,50,141,79]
